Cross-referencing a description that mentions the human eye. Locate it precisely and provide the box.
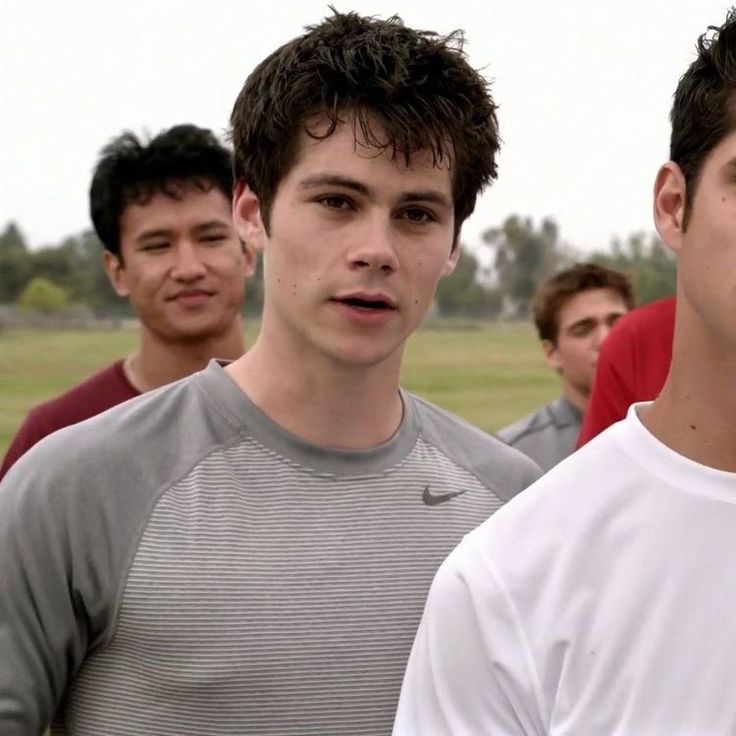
[568,320,595,338]
[398,207,436,225]
[140,241,170,253]
[316,194,354,211]
[200,232,228,245]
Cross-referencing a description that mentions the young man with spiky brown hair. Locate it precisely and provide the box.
[396,10,736,734]
[498,262,634,471]
[0,11,538,735]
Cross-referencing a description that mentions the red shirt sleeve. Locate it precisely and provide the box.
[577,297,676,448]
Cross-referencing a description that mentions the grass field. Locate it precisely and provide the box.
[0,322,559,457]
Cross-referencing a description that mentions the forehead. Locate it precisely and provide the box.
[557,288,629,328]
[284,117,453,193]
[120,186,232,238]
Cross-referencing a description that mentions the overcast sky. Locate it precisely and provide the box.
[0,0,730,253]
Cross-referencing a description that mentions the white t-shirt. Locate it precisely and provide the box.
[394,404,736,735]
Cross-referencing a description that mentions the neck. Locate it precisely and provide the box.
[225,335,404,451]
[640,309,736,473]
[561,382,588,413]
[126,319,246,392]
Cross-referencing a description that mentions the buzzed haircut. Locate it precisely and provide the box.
[670,8,736,228]
[90,124,234,257]
[533,262,635,343]
[229,10,500,240]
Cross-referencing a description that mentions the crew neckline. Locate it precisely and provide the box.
[195,360,421,477]
[612,403,736,505]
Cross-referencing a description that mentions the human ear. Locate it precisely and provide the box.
[233,182,266,253]
[653,162,686,254]
[440,241,461,278]
[541,339,562,372]
[102,250,130,298]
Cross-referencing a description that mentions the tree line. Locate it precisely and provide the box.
[0,218,676,319]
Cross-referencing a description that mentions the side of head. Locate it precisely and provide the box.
[533,263,634,404]
[669,9,736,229]
[229,10,500,241]
[90,124,234,259]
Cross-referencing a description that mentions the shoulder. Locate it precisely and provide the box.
[461,423,631,570]
[496,402,557,445]
[604,296,676,349]
[23,360,139,434]
[6,364,242,504]
[406,392,542,501]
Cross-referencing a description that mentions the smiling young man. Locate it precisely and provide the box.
[498,263,633,471]
[0,124,254,479]
[395,11,736,735]
[0,12,539,735]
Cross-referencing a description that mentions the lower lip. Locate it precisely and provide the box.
[332,300,397,326]
[174,292,213,308]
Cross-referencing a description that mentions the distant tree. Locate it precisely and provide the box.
[435,246,502,317]
[0,222,32,303]
[0,222,28,254]
[591,232,676,305]
[482,215,569,318]
[18,277,70,314]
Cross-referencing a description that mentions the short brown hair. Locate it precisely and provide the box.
[533,263,635,343]
[229,10,500,239]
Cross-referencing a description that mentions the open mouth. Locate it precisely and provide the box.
[337,296,397,311]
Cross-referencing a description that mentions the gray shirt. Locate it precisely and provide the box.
[0,361,540,736]
[497,396,583,472]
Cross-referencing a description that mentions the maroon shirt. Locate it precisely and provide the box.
[0,360,140,480]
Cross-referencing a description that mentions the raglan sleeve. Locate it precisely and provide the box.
[392,538,547,736]
[0,407,50,481]
[0,446,95,734]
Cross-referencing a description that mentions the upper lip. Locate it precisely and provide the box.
[332,291,399,309]
[167,288,215,301]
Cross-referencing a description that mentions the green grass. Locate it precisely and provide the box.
[0,322,558,457]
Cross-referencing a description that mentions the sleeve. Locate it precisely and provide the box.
[392,542,547,736]
[0,452,95,734]
[576,332,634,448]
[0,408,50,481]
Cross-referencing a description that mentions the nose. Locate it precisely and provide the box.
[348,218,399,274]
[171,240,207,282]
[592,322,613,350]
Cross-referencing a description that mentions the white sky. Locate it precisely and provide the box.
[0,0,730,252]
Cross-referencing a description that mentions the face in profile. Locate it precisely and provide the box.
[235,116,459,369]
[106,184,255,344]
[656,129,736,354]
[543,288,630,398]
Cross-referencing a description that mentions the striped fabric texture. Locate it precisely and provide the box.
[0,362,539,736]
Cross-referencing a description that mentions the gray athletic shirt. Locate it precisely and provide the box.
[0,361,540,735]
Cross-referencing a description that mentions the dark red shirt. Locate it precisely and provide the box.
[0,360,140,480]
[577,296,676,448]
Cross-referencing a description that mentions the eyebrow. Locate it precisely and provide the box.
[135,229,171,244]
[298,174,452,208]
[134,219,229,243]
[191,219,231,233]
[566,311,626,331]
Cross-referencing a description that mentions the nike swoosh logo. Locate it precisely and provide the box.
[422,485,469,506]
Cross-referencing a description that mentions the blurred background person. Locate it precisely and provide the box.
[497,262,633,470]
[0,124,255,479]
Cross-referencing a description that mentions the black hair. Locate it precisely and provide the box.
[90,124,233,256]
